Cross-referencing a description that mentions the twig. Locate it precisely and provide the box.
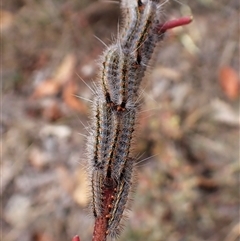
[92,180,115,241]
[158,16,193,33]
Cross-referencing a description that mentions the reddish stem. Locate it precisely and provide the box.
[92,182,115,241]
[158,16,193,33]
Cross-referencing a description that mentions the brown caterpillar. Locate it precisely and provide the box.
[86,0,167,238]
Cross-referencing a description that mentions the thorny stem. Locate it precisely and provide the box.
[72,15,192,241]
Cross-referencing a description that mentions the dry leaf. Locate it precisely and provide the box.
[54,53,76,84]
[0,10,14,32]
[63,80,88,113]
[219,66,240,100]
[224,223,240,241]
[72,168,88,206]
[31,79,61,99]
[39,125,72,139]
[211,99,240,126]
[31,54,76,99]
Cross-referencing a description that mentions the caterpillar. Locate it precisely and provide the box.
[84,0,190,239]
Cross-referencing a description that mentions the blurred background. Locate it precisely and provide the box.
[2,0,239,241]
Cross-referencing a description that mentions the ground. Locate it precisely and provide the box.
[2,0,239,241]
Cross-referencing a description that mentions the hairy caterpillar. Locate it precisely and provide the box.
[83,0,191,239]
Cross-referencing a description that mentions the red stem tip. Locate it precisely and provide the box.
[158,16,193,32]
[72,235,80,241]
